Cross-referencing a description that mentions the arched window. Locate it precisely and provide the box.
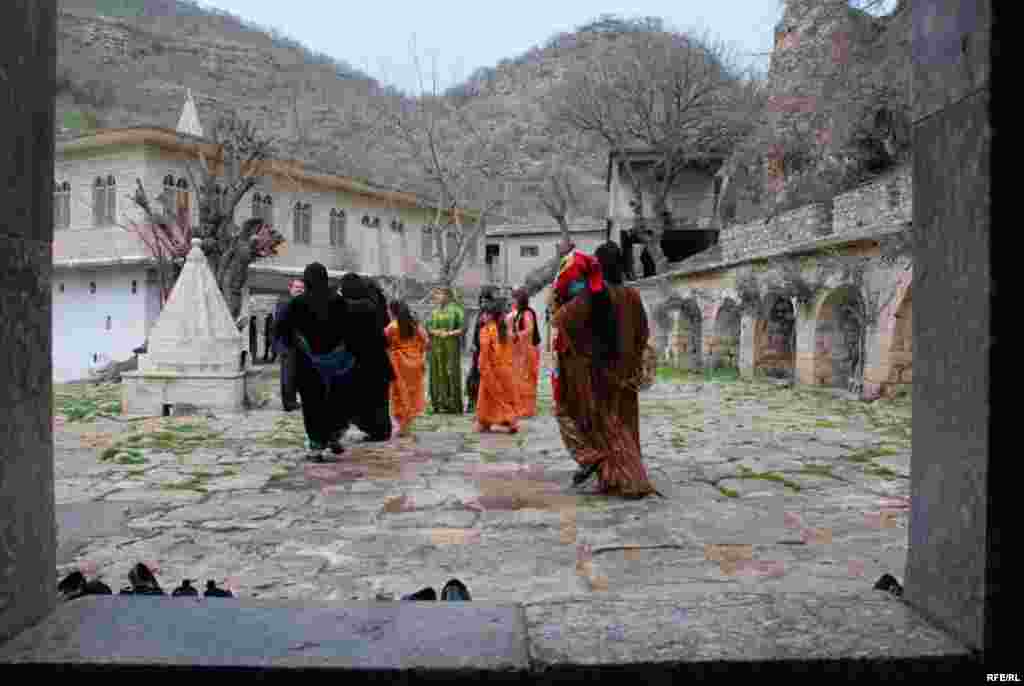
[293,202,304,243]
[175,177,191,219]
[334,209,347,247]
[89,281,96,294]
[105,315,112,331]
[304,204,313,244]
[421,225,433,261]
[58,283,65,293]
[252,192,263,219]
[105,175,116,224]
[92,177,105,226]
[262,194,273,223]
[131,280,137,294]
[54,181,70,229]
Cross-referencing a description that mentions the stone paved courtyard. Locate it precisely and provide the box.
[52,364,912,604]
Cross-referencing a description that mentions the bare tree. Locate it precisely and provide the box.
[517,163,584,297]
[129,110,286,319]
[550,29,762,274]
[369,46,524,295]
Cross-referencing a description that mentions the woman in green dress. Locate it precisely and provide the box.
[427,286,465,413]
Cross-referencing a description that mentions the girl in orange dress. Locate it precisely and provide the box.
[385,300,429,437]
[508,288,541,418]
[476,301,520,433]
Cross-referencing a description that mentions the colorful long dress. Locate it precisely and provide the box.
[476,321,519,430]
[427,302,464,413]
[552,286,656,498]
[385,322,428,433]
[508,307,540,418]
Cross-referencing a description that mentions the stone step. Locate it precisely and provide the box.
[0,594,976,678]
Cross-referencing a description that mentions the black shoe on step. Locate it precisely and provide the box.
[82,579,112,596]
[172,579,199,597]
[873,573,903,597]
[204,580,233,598]
[58,570,86,599]
[401,587,437,601]
[440,578,471,601]
[128,563,164,595]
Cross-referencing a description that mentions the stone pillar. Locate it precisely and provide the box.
[0,0,57,643]
[793,305,817,385]
[738,314,755,378]
[904,0,1000,659]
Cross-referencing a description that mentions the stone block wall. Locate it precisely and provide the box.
[719,203,831,262]
[833,166,912,235]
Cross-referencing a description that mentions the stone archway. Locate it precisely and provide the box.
[668,299,703,370]
[882,285,912,396]
[710,299,741,370]
[813,286,864,389]
[754,294,796,379]
[654,298,702,370]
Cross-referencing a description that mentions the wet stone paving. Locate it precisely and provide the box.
[52,367,912,605]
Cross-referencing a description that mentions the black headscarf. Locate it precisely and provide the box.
[303,262,331,322]
[339,273,395,382]
[595,241,625,286]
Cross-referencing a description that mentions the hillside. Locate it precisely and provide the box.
[54,1,910,229]
[54,3,663,223]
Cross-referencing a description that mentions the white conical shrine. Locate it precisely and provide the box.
[122,239,247,415]
[176,88,204,138]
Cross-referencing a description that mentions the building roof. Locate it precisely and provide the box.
[605,146,728,191]
[485,223,606,238]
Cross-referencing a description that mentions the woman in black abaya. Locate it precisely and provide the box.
[274,263,354,460]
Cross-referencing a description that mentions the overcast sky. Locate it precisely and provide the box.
[197,0,797,93]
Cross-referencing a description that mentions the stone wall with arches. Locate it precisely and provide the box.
[635,240,912,399]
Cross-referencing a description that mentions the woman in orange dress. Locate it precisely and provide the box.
[508,288,541,418]
[476,301,520,433]
[385,300,429,437]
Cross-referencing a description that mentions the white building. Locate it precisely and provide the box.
[52,90,488,382]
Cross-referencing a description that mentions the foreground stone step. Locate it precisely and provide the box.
[0,593,977,678]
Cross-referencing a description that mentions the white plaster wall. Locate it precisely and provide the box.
[488,232,605,289]
[55,145,149,231]
[52,266,151,382]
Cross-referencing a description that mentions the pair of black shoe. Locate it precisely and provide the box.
[57,570,113,601]
[58,564,234,600]
[401,578,471,602]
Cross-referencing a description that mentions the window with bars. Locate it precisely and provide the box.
[421,225,433,260]
[520,245,539,258]
[54,181,70,229]
[293,202,312,244]
[93,176,116,225]
[92,177,105,226]
[330,209,346,247]
[252,192,263,220]
[175,178,191,220]
[262,195,273,223]
[105,175,116,225]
